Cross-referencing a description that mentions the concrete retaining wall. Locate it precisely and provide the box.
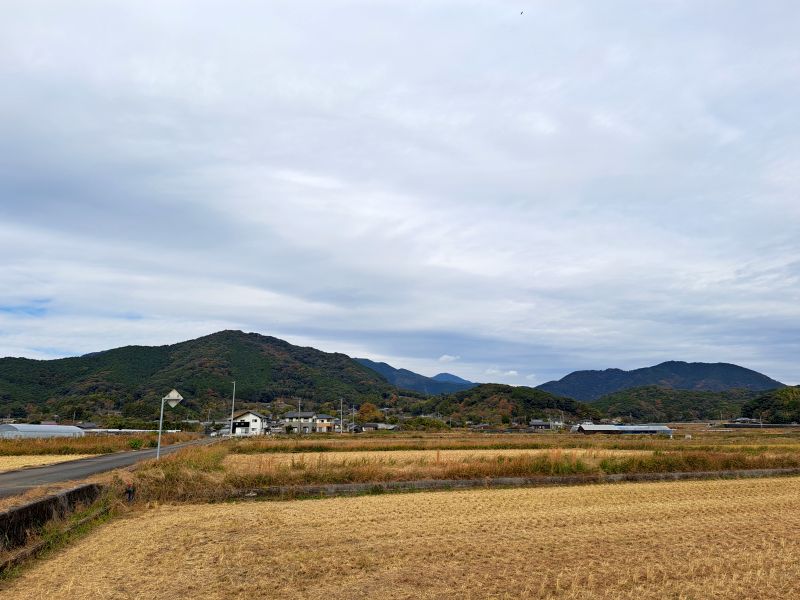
[0,484,102,552]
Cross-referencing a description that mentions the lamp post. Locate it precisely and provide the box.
[157,389,183,460]
[229,380,236,436]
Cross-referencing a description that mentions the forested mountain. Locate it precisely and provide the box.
[420,383,600,425]
[537,361,784,402]
[432,372,473,385]
[2,331,790,427]
[0,331,396,421]
[741,386,800,423]
[355,358,476,395]
[593,386,760,422]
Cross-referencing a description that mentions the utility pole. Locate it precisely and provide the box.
[229,380,236,436]
[339,398,343,434]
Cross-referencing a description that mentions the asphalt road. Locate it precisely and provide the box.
[0,438,210,499]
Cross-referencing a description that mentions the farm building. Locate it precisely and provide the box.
[0,424,85,439]
[574,423,673,436]
[360,423,398,432]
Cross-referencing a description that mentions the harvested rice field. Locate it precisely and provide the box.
[4,476,799,599]
[0,455,92,473]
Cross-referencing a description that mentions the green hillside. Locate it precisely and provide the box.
[0,330,397,422]
[418,383,600,425]
[741,386,800,423]
[593,386,760,422]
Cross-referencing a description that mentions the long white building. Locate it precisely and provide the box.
[0,424,85,439]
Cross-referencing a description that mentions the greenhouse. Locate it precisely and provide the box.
[0,423,85,439]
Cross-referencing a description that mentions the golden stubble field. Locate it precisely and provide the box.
[3,476,799,600]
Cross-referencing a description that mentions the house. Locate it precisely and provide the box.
[230,411,270,436]
[282,412,335,434]
[574,423,673,436]
[314,414,335,433]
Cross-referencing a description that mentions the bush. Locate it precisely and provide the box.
[128,438,144,450]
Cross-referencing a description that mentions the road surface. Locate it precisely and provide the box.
[0,438,209,499]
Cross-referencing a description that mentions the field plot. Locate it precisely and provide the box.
[222,448,651,483]
[0,455,92,473]
[126,434,800,503]
[229,430,800,455]
[3,476,799,599]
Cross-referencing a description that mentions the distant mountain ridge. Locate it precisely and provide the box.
[537,361,784,402]
[354,358,476,395]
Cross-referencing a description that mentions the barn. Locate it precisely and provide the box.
[0,424,86,439]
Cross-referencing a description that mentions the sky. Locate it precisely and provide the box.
[1,1,799,385]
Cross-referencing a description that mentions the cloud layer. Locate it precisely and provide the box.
[1,1,798,384]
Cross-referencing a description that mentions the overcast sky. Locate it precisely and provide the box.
[1,1,798,385]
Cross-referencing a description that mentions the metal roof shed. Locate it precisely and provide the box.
[0,424,85,439]
[576,423,673,435]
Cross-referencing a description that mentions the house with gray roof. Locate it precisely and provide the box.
[282,412,335,433]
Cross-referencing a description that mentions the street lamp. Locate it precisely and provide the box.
[157,389,183,460]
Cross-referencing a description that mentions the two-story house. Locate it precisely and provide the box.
[230,410,270,436]
[282,412,335,434]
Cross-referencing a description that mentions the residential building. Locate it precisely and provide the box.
[231,411,270,436]
[282,412,335,433]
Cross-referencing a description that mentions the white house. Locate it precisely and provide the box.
[230,411,270,436]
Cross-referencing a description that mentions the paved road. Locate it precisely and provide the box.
[0,438,210,499]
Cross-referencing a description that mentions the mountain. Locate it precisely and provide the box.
[423,383,600,424]
[593,386,761,422]
[354,358,476,395]
[741,386,800,423]
[537,361,784,402]
[432,373,473,385]
[0,331,398,421]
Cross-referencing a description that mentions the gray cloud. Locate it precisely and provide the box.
[1,1,798,384]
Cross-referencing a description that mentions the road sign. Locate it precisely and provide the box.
[163,389,183,408]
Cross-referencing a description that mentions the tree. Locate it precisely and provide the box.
[357,402,383,423]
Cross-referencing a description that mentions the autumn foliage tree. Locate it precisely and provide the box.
[357,402,384,423]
